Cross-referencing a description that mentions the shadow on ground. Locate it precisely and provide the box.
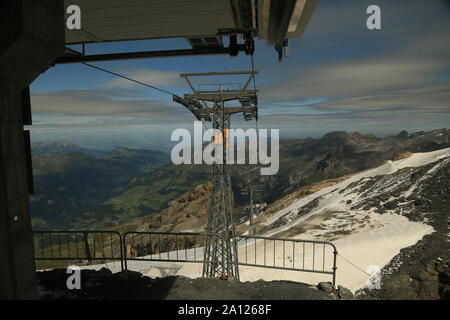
[37,268,337,300]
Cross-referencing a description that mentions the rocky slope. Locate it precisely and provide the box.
[356,153,450,300]
[114,183,212,234]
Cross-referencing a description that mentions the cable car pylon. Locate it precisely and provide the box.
[174,71,259,280]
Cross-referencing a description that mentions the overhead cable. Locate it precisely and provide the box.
[81,62,177,96]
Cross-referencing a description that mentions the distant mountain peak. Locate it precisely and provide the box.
[31,141,107,157]
[397,130,409,139]
[33,140,79,147]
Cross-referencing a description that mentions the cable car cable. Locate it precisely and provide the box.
[80,62,209,129]
[81,62,177,96]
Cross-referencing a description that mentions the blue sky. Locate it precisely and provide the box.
[29,0,450,151]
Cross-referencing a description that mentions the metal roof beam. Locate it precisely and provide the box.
[54,45,247,64]
[185,92,257,102]
[180,70,258,77]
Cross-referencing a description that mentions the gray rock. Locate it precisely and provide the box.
[124,270,143,279]
[111,270,142,280]
[99,267,113,276]
[337,285,353,299]
[317,282,333,292]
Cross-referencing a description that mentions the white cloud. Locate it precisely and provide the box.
[100,69,184,88]
[261,56,449,102]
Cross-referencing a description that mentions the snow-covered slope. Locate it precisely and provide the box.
[249,147,449,291]
[260,147,449,230]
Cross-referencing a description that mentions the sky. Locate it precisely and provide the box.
[29,0,450,151]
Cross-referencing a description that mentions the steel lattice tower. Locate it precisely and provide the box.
[202,99,239,279]
[174,71,258,280]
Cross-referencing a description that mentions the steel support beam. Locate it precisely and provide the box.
[54,45,247,64]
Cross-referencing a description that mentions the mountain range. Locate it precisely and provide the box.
[30,128,449,230]
[32,141,108,157]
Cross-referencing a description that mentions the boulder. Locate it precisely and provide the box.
[112,270,142,280]
[98,267,113,276]
[124,270,143,279]
[317,282,333,292]
[337,285,353,299]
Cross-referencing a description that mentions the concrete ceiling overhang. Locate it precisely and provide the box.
[65,0,237,44]
[64,0,318,46]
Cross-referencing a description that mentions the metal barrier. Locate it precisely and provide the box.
[33,230,124,271]
[234,235,337,287]
[33,230,337,286]
[122,231,214,270]
[122,231,337,286]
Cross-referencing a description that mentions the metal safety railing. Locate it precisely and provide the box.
[32,230,337,286]
[122,231,337,286]
[122,231,213,270]
[33,230,124,271]
[234,235,337,287]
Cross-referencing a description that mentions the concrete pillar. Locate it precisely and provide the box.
[0,0,64,299]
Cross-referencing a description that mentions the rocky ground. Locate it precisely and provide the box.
[37,269,346,300]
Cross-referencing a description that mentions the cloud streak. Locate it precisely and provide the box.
[100,69,184,88]
[31,89,193,121]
